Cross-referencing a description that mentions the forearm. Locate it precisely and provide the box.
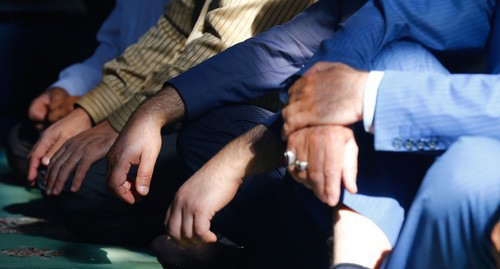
[203,124,285,183]
[169,0,342,121]
[128,86,186,130]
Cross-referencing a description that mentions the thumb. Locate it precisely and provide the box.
[135,150,159,196]
[29,97,49,122]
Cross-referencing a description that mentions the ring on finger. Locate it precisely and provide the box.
[283,150,297,168]
[295,160,309,172]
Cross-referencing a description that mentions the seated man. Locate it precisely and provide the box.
[7,0,168,180]
[107,0,498,267]
[26,0,317,250]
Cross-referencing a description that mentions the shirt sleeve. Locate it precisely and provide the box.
[363,71,384,133]
[50,6,121,96]
[167,0,343,121]
[76,2,191,124]
[106,0,318,131]
[374,71,500,151]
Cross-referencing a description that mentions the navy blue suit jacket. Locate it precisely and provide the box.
[167,0,496,121]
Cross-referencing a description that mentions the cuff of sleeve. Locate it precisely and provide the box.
[76,83,125,124]
[50,66,102,96]
[262,112,283,138]
[107,95,147,132]
[363,71,384,133]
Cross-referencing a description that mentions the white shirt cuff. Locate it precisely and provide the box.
[363,71,384,133]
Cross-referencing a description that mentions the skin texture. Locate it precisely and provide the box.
[283,62,367,206]
[107,87,186,204]
[286,125,358,206]
[165,124,284,247]
[28,87,80,130]
[282,62,368,138]
[27,108,92,184]
[44,120,118,195]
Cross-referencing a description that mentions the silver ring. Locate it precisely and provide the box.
[295,160,309,172]
[283,150,296,168]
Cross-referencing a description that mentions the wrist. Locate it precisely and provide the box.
[355,70,369,121]
[73,107,93,126]
[135,86,186,128]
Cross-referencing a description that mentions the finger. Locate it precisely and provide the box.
[27,137,53,181]
[193,213,217,244]
[323,136,344,206]
[306,130,326,202]
[303,62,340,76]
[42,138,66,167]
[48,97,64,111]
[107,157,135,204]
[287,131,309,187]
[47,108,67,123]
[166,203,183,244]
[45,147,72,195]
[66,96,81,111]
[29,96,49,122]
[135,150,160,196]
[181,208,195,246]
[70,160,92,193]
[282,103,314,138]
[342,138,359,194]
[52,151,83,195]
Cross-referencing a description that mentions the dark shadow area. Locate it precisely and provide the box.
[3,197,76,241]
[59,244,112,264]
[0,0,114,144]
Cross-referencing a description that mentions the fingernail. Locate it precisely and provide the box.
[138,186,149,194]
[328,196,336,206]
[42,157,50,166]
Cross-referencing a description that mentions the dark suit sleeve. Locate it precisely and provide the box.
[167,0,342,120]
[300,0,495,72]
[270,0,496,137]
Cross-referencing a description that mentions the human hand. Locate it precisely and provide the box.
[27,108,92,185]
[28,87,79,130]
[106,87,186,204]
[106,116,163,204]
[44,120,118,195]
[286,125,358,206]
[165,158,243,248]
[282,62,368,138]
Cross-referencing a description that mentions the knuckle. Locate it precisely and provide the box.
[308,171,323,183]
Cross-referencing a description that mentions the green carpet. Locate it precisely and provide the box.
[0,147,162,269]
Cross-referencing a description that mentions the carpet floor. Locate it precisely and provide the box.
[0,147,162,269]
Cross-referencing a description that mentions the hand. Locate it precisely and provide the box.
[44,120,118,195]
[165,124,278,248]
[165,156,243,248]
[27,108,92,184]
[28,87,79,130]
[106,86,186,204]
[287,125,358,206]
[282,62,368,138]
[106,115,163,204]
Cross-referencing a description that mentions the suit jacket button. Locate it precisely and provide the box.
[393,138,403,149]
[417,139,426,150]
[428,138,438,149]
[404,139,414,150]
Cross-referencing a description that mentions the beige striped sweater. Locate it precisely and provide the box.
[76,0,315,131]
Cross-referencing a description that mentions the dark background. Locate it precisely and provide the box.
[0,0,115,144]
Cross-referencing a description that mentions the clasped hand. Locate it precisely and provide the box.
[283,62,368,206]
